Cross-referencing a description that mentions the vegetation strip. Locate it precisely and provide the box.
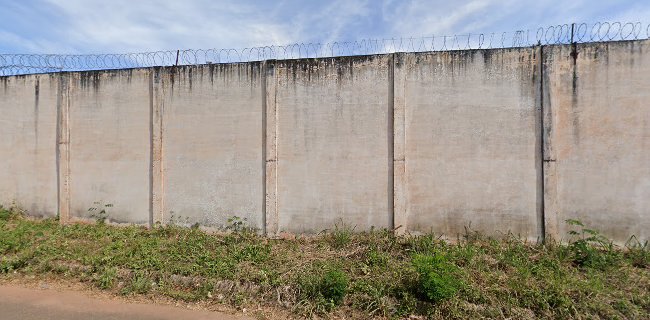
[1,207,648,319]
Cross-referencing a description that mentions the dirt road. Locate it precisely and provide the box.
[0,284,252,320]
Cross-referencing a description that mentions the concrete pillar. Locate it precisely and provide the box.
[534,45,546,242]
[56,73,71,223]
[150,68,164,226]
[263,60,279,236]
[392,53,407,234]
[541,45,561,241]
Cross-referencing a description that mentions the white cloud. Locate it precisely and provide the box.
[33,0,373,53]
[298,0,371,43]
[40,0,299,52]
[383,0,498,36]
[380,0,646,38]
[2,0,648,54]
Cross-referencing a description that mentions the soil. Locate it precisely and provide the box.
[0,277,257,320]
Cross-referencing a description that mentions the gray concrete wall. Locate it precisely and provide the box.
[543,41,650,243]
[398,49,542,241]
[274,56,393,233]
[0,74,58,217]
[66,70,151,224]
[156,65,264,229]
[0,40,648,243]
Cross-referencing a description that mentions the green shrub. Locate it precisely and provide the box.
[320,269,349,305]
[412,253,462,303]
[299,266,349,311]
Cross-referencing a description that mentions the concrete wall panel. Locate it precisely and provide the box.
[0,75,58,216]
[403,49,541,240]
[159,65,264,229]
[67,70,151,224]
[275,56,392,233]
[544,41,650,243]
[1,40,648,240]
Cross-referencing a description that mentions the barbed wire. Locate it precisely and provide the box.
[2,21,648,76]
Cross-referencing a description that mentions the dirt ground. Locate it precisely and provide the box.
[0,278,256,320]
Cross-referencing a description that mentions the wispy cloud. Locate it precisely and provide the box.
[0,0,647,54]
[40,0,297,51]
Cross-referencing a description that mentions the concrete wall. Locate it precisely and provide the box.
[543,41,650,243]
[398,49,542,241]
[0,74,58,217]
[156,65,264,229]
[66,70,151,224]
[273,56,392,233]
[0,40,648,243]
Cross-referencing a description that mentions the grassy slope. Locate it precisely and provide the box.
[1,207,648,319]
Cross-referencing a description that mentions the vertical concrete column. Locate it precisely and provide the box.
[263,61,279,236]
[541,46,560,241]
[56,73,71,223]
[392,53,407,234]
[534,45,547,242]
[150,68,165,226]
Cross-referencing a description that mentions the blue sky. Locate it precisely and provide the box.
[0,0,648,54]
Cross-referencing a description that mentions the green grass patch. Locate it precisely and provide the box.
[412,253,463,303]
[0,206,648,319]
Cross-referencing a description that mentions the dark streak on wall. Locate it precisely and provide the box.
[570,42,580,144]
[34,78,40,148]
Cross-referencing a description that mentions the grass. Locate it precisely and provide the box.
[0,205,648,319]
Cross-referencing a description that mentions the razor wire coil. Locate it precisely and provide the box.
[1,21,648,76]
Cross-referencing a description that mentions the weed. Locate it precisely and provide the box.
[625,236,650,268]
[0,256,23,274]
[366,247,389,268]
[0,205,21,221]
[402,233,441,254]
[325,221,355,249]
[226,216,257,235]
[232,243,271,263]
[251,268,281,286]
[565,219,619,270]
[320,269,349,306]
[298,264,349,311]
[88,201,113,224]
[411,253,463,303]
[0,206,12,220]
[168,212,190,227]
[122,270,152,295]
[95,266,117,289]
